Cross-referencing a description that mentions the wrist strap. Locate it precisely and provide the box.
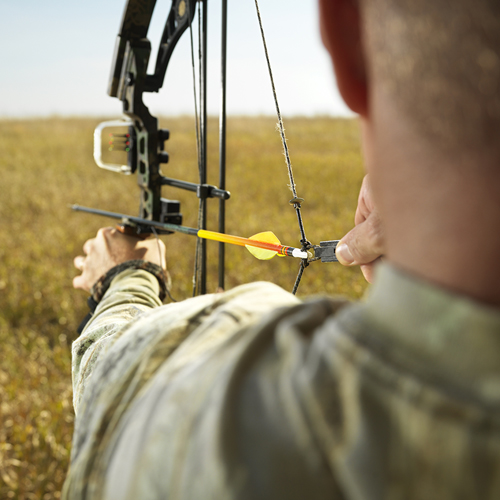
[77,260,168,335]
[91,260,168,302]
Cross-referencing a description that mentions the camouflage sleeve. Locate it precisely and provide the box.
[63,281,303,499]
[71,268,163,413]
[63,290,345,500]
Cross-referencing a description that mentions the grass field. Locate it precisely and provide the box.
[0,116,366,498]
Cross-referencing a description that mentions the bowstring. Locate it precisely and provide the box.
[253,0,297,199]
[253,0,310,294]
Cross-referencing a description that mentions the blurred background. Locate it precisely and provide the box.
[0,1,365,498]
[0,0,354,118]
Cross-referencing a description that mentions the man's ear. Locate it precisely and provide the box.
[319,0,368,115]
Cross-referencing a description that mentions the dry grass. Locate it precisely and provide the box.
[0,116,366,498]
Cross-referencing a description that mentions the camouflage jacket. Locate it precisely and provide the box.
[63,264,500,500]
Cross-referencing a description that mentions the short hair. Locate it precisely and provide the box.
[361,0,500,154]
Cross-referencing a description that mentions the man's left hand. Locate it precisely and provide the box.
[73,227,167,292]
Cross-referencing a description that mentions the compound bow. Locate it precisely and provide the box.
[74,0,338,297]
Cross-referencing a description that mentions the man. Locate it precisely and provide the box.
[63,0,500,498]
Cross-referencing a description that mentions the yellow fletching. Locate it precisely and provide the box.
[246,247,276,260]
[245,231,280,260]
[250,231,281,244]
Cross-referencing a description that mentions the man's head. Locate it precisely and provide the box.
[319,0,500,305]
[319,0,500,156]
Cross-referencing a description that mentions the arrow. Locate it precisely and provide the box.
[71,205,311,260]
[198,229,309,260]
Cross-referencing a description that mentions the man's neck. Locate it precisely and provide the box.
[365,103,500,307]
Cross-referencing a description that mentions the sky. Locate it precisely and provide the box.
[0,0,353,118]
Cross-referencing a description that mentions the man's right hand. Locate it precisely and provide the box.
[336,175,384,283]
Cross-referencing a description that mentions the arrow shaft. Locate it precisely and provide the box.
[198,229,286,254]
[71,205,308,259]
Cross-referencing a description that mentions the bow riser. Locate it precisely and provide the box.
[117,38,170,225]
[107,0,200,230]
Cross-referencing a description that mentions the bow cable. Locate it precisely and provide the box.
[218,0,228,291]
[187,0,208,296]
[187,0,227,295]
[188,0,201,160]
